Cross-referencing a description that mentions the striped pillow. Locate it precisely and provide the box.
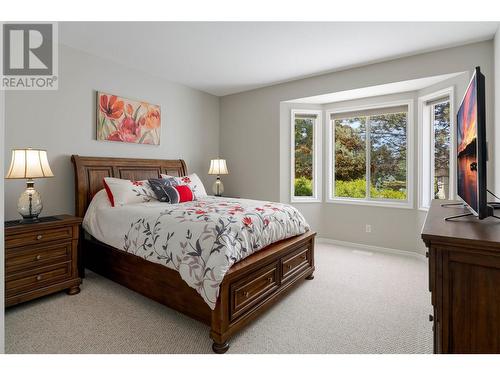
[148,178,178,202]
[161,173,207,199]
[164,185,194,204]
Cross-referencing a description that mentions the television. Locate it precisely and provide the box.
[456,66,491,219]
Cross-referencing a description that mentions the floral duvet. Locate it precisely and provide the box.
[83,196,310,309]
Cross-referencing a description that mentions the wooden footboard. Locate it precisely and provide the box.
[210,231,315,353]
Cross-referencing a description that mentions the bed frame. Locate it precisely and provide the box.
[71,155,315,353]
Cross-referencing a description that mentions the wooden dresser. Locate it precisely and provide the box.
[5,215,82,307]
[422,200,500,353]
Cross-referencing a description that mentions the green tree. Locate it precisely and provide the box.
[334,112,407,200]
[334,117,366,181]
[370,113,407,186]
[294,118,313,179]
[434,102,450,173]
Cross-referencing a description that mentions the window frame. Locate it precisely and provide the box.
[290,109,322,203]
[417,87,455,210]
[326,99,414,209]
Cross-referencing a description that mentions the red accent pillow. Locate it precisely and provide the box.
[175,185,194,203]
[103,178,115,207]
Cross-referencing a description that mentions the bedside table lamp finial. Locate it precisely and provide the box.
[5,148,54,223]
[208,159,229,197]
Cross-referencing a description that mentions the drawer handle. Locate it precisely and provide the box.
[242,291,250,298]
[36,255,42,261]
[287,264,293,270]
[36,275,42,281]
[36,234,43,240]
[429,314,434,322]
[267,277,273,283]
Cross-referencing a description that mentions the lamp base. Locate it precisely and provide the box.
[212,176,224,197]
[17,180,43,222]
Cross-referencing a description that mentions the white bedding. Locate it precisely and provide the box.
[83,191,310,309]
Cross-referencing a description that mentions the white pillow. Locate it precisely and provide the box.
[160,173,207,199]
[88,189,112,210]
[83,189,111,233]
[103,177,158,207]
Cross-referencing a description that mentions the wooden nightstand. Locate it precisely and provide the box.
[5,215,82,307]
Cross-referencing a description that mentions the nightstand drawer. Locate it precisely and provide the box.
[6,241,72,273]
[6,262,72,297]
[6,226,73,248]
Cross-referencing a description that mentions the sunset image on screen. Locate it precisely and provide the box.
[457,76,478,212]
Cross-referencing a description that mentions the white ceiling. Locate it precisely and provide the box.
[287,72,466,104]
[59,22,499,96]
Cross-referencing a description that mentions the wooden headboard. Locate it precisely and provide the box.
[71,155,187,218]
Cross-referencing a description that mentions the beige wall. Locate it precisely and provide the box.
[4,45,220,220]
[220,41,494,254]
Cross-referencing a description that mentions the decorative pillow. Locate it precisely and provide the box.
[160,173,207,199]
[103,177,157,207]
[161,176,179,187]
[164,185,194,204]
[148,178,178,202]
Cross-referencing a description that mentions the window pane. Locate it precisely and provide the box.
[334,117,367,198]
[433,101,450,199]
[369,112,407,200]
[294,117,314,197]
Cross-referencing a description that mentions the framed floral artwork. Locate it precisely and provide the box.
[96,91,161,145]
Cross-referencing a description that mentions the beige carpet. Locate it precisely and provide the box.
[5,243,432,354]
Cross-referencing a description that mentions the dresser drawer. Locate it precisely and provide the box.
[281,245,311,283]
[6,226,73,248]
[6,262,72,297]
[6,241,72,273]
[230,262,279,321]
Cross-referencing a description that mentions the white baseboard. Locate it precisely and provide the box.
[316,237,426,261]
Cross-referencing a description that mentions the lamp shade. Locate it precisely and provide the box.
[5,149,54,179]
[208,159,229,175]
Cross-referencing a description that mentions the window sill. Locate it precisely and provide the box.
[326,197,414,210]
[290,197,322,203]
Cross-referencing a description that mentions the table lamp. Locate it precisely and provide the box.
[5,148,54,223]
[208,159,229,196]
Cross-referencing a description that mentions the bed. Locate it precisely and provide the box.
[72,155,316,353]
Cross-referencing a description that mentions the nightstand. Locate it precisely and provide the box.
[5,215,82,307]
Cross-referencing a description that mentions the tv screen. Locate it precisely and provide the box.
[457,71,479,214]
[456,66,490,219]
